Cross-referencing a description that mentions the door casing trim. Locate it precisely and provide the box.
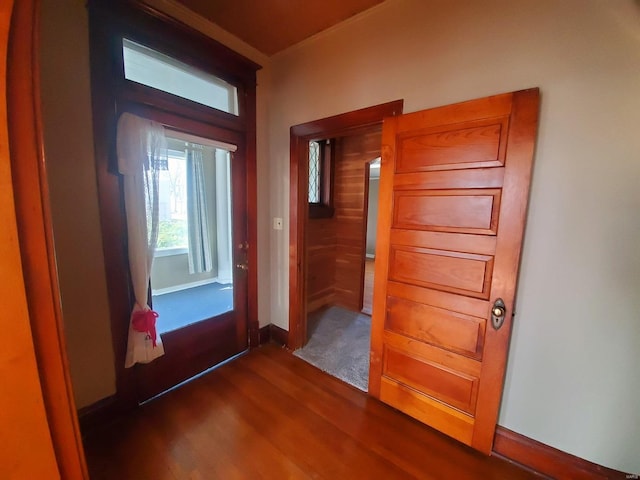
[288,100,403,350]
[87,0,260,408]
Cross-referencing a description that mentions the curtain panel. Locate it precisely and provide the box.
[117,112,167,367]
[186,146,213,274]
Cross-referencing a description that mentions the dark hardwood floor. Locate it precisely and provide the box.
[83,344,542,479]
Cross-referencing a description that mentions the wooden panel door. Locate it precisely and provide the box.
[369,89,539,454]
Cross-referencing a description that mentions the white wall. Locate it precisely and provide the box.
[151,253,216,290]
[40,0,116,409]
[266,0,640,472]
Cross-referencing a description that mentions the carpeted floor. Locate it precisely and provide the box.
[293,306,371,392]
[152,282,233,333]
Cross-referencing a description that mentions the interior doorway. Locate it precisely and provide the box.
[288,101,403,391]
[361,156,380,316]
[288,101,403,351]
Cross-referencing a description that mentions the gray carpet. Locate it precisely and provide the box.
[293,306,371,391]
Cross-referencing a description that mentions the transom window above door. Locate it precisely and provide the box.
[122,38,239,115]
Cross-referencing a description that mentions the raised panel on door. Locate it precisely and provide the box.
[393,189,501,234]
[389,245,494,299]
[385,295,486,359]
[369,89,539,454]
[396,116,510,172]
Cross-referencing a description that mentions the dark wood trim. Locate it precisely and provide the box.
[308,204,335,218]
[289,129,306,349]
[269,324,290,347]
[493,426,630,480]
[259,325,271,345]
[77,396,121,436]
[290,101,403,138]
[132,0,260,80]
[88,0,260,406]
[88,0,138,412]
[288,100,403,350]
[245,77,260,349]
[7,0,88,477]
[258,324,290,347]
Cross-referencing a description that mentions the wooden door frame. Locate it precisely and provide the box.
[288,100,403,350]
[6,0,88,477]
[87,0,261,408]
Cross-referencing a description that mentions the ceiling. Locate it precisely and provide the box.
[174,0,386,56]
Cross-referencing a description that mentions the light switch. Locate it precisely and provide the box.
[273,217,283,230]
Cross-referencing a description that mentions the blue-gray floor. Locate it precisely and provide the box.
[152,282,233,333]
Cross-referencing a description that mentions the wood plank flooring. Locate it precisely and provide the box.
[362,258,374,315]
[83,344,542,479]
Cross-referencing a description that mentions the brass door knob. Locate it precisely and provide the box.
[236,263,248,271]
[491,298,507,330]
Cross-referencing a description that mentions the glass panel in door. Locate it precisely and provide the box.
[150,134,235,332]
[134,127,247,403]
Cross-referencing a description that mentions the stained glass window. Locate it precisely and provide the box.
[308,141,320,203]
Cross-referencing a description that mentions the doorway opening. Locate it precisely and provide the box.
[288,101,403,391]
[362,156,380,316]
[87,0,260,405]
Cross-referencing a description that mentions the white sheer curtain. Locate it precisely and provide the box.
[117,112,167,368]
[215,149,233,284]
[186,145,213,274]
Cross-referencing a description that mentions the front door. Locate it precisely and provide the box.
[135,128,249,402]
[369,89,539,453]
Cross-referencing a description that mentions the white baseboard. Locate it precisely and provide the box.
[153,278,217,296]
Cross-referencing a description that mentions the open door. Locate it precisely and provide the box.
[134,128,250,401]
[369,89,539,454]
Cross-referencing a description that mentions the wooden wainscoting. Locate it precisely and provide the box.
[307,217,336,311]
[362,257,375,315]
[333,129,381,311]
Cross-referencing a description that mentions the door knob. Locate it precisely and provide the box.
[491,298,506,330]
[236,263,248,271]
